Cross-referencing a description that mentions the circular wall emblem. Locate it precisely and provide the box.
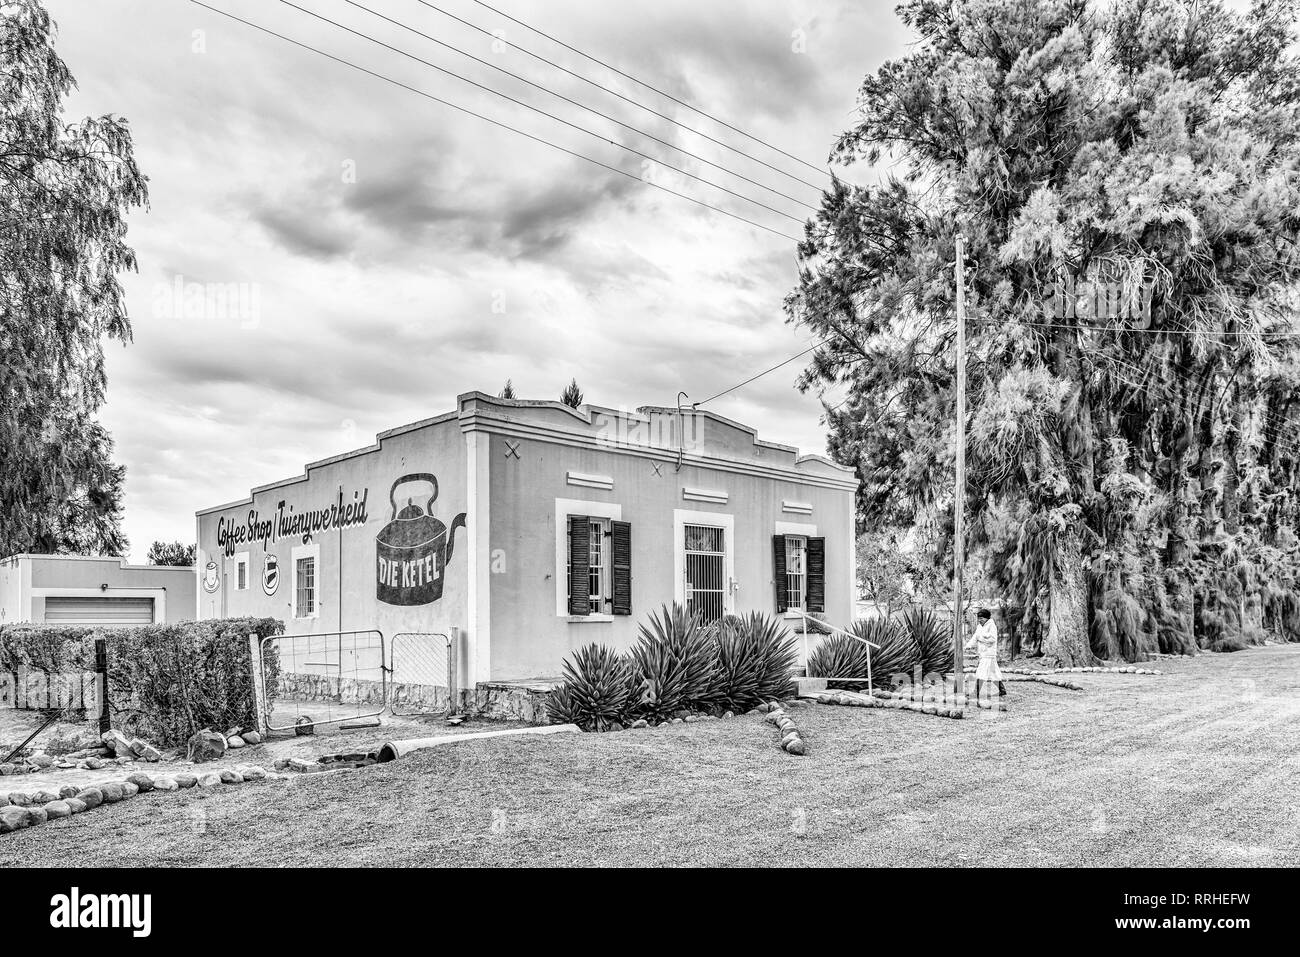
[262,554,280,596]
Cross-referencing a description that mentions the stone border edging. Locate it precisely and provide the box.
[811,687,969,718]
[1003,674,1084,690]
[1003,666,1162,676]
[0,763,288,836]
[750,701,806,754]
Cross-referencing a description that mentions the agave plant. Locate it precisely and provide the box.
[629,603,718,721]
[709,612,798,711]
[805,633,869,681]
[856,617,918,687]
[548,643,635,731]
[905,607,954,676]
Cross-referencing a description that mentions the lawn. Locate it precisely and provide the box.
[3,644,1298,867]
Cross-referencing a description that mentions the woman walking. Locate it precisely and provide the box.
[967,608,1007,699]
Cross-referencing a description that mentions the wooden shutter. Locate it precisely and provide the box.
[611,521,632,616]
[568,514,590,615]
[806,536,826,613]
[772,534,788,613]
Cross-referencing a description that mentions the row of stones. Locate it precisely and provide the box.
[813,688,973,718]
[588,712,740,732]
[0,753,138,776]
[756,702,807,755]
[1003,666,1161,676]
[0,765,279,835]
[1004,674,1084,690]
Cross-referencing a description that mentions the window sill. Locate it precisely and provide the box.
[566,614,615,623]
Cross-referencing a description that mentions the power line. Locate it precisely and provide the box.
[275,0,806,226]
[467,0,833,180]
[695,335,834,407]
[342,0,818,210]
[987,316,1298,340]
[1098,351,1300,455]
[1099,359,1300,460]
[414,0,828,194]
[189,1,802,242]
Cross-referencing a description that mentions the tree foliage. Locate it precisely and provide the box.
[788,0,1300,662]
[560,378,584,408]
[146,540,195,566]
[0,0,147,557]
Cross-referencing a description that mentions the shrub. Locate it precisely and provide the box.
[1209,635,1249,653]
[628,603,718,722]
[864,617,920,685]
[547,643,635,731]
[0,617,283,747]
[806,632,870,681]
[710,612,798,712]
[905,608,953,675]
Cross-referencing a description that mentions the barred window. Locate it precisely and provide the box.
[295,556,315,617]
[785,535,807,610]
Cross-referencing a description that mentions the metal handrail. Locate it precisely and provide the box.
[791,610,877,691]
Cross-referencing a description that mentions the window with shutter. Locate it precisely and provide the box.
[567,514,591,615]
[806,536,826,613]
[772,534,788,613]
[611,521,632,615]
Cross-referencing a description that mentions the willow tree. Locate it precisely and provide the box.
[0,0,146,556]
[788,0,1300,663]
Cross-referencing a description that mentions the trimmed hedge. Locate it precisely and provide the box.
[0,617,283,747]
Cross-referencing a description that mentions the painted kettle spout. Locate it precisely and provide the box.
[444,513,467,566]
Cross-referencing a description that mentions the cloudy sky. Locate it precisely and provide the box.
[46,0,908,560]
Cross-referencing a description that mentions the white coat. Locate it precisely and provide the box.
[966,619,1002,681]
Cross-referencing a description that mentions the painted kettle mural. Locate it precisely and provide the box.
[375,472,467,606]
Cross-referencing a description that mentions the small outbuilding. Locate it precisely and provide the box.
[195,392,858,685]
[0,554,197,626]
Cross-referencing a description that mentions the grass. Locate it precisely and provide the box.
[3,645,1298,867]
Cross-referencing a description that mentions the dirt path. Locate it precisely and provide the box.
[2,645,1297,866]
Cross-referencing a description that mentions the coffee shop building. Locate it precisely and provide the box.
[195,392,858,687]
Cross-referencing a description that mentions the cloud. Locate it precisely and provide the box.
[47,0,903,558]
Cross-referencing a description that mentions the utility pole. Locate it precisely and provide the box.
[952,234,967,697]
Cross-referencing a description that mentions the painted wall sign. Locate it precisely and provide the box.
[215,488,369,557]
[202,560,220,593]
[261,554,280,596]
[376,473,466,606]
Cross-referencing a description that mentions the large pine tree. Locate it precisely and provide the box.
[0,0,146,556]
[789,0,1300,662]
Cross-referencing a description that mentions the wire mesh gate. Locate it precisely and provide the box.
[387,632,457,715]
[259,630,387,733]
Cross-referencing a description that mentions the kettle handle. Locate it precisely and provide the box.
[389,473,439,519]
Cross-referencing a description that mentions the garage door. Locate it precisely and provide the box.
[43,596,156,625]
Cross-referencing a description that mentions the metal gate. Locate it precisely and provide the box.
[259,630,387,732]
[387,632,457,715]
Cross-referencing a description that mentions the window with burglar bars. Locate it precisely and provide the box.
[684,523,726,624]
[785,535,807,610]
[295,556,315,618]
[567,518,610,613]
[564,513,631,616]
[585,519,607,611]
[772,533,826,614]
